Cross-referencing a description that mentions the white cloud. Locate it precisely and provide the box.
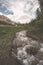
[0,0,40,24]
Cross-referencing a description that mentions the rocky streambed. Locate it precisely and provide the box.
[12,30,43,65]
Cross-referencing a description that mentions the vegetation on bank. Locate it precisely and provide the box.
[26,0,43,41]
[27,19,43,41]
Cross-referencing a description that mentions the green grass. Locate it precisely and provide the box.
[0,24,26,65]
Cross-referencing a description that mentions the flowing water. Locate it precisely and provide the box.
[12,30,43,65]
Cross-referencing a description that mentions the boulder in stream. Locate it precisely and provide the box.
[25,43,40,55]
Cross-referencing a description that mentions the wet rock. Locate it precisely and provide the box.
[37,60,43,65]
[29,55,39,65]
[13,57,24,65]
[40,43,43,48]
[25,43,40,55]
[36,48,43,60]
[13,38,23,47]
[30,40,40,49]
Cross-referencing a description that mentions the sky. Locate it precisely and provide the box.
[0,0,40,24]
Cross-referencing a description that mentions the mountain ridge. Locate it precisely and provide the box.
[0,15,15,25]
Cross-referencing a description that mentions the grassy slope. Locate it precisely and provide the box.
[0,24,26,65]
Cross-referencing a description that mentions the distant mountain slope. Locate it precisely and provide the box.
[0,15,15,25]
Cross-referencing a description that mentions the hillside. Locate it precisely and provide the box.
[27,0,43,41]
[0,15,15,25]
